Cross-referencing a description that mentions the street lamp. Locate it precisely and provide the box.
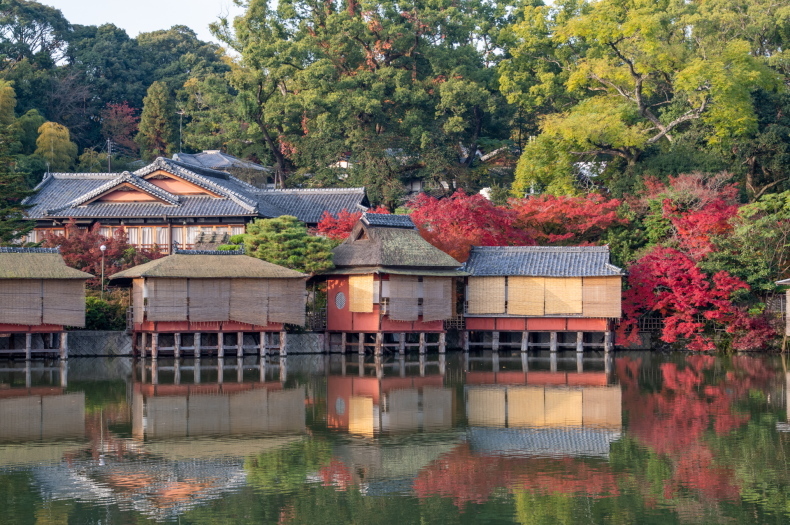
[100,245,106,300]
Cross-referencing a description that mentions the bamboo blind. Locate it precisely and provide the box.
[0,280,41,325]
[268,279,306,326]
[349,275,374,313]
[229,278,268,326]
[42,280,85,327]
[582,276,622,318]
[544,277,583,315]
[467,277,506,314]
[388,275,419,321]
[422,277,452,321]
[147,278,188,321]
[507,277,545,316]
[132,279,144,324]
[188,279,231,322]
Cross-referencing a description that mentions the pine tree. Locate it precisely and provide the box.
[0,128,34,245]
[136,81,176,160]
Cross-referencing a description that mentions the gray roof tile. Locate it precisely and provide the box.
[463,246,623,277]
[362,213,414,229]
[24,159,369,225]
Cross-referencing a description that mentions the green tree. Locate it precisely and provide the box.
[242,215,334,274]
[500,0,779,195]
[136,80,176,160]
[34,120,76,170]
[0,125,33,245]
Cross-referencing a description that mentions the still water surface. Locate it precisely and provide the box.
[1,351,789,524]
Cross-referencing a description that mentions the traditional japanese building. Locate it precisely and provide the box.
[23,157,368,251]
[462,246,624,351]
[319,213,465,353]
[109,248,307,358]
[0,247,92,358]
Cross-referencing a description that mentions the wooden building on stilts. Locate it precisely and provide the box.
[109,248,307,358]
[0,247,92,359]
[318,213,465,354]
[462,246,623,352]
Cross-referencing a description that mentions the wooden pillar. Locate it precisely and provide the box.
[576,331,584,353]
[375,355,383,379]
[59,359,68,388]
[280,331,287,357]
[151,359,159,385]
[174,359,181,385]
[374,332,383,356]
[399,355,406,378]
[550,332,558,352]
[492,349,500,372]
[25,361,31,388]
[419,353,426,377]
[492,331,500,351]
[550,351,558,373]
[140,332,147,359]
[419,332,426,354]
[604,331,613,353]
[577,351,584,374]
[341,332,347,353]
[237,332,244,358]
[25,333,32,361]
[463,331,470,351]
[520,331,529,352]
[194,332,201,358]
[280,358,287,384]
[439,332,446,354]
[194,358,201,383]
[439,353,446,376]
[341,353,347,376]
[521,351,528,373]
[399,333,406,355]
[237,359,244,383]
[60,332,69,359]
[259,331,267,358]
[151,333,159,360]
[358,333,365,355]
[174,333,181,359]
[259,358,266,382]
[218,332,224,358]
[358,353,365,378]
[217,358,224,384]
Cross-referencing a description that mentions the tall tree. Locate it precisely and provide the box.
[0,132,33,244]
[500,0,779,195]
[100,102,138,153]
[0,0,71,68]
[242,215,335,274]
[34,120,76,170]
[136,81,176,159]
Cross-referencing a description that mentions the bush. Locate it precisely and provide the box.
[84,296,127,331]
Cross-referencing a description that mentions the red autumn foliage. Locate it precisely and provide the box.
[408,190,534,261]
[620,173,775,350]
[412,444,619,508]
[509,193,626,245]
[100,102,139,153]
[615,356,782,504]
[618,246,762,351]
[315,206,390,240]
[42,220,163,288]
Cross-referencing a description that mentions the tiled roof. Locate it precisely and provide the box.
[252,187,368,224]
[0,248,93,279]
[362,213,414,229]
[110,253,306,280]
[332,218,461,269]
[463,246,623,277]
[24,159,369,225]
[58,171,180,211]
[173,151,272,172]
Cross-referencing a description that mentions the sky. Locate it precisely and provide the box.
[45,0,245,45]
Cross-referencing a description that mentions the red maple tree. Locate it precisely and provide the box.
[43,220,163,288]
[100,102,139,153]
[315,206,390,240]
[510,193,626,245]
[408,190,534,261]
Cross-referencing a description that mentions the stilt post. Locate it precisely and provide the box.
[279,331,287,357]
[492,331,500,351]
[520,331,529,352]
[576,331,584,353]
[151,332,159,360]
[550,332,558,352]
[218,332,225,358]
[358,332,364,355]
[439,332,446,353]
[174,333,181,359]
[194,332,201,358]
[399,333,406,355]
[419,332,426,354]
[237,332,244,358]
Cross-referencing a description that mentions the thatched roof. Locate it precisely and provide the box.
[332,213,462,269]
[109,250,306,281]
[0,248,93,280]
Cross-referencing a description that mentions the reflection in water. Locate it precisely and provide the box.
[0,352,789,523]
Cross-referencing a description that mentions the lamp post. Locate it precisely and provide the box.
[100,245,106,301]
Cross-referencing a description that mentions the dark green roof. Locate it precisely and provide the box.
[0,248,93,279]
[110,252,306,280]
[332,220,461,269]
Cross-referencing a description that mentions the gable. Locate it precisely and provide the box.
[143,170,223,197]
[87,182,170,204]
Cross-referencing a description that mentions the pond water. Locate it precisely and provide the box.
[1,351,789,524]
